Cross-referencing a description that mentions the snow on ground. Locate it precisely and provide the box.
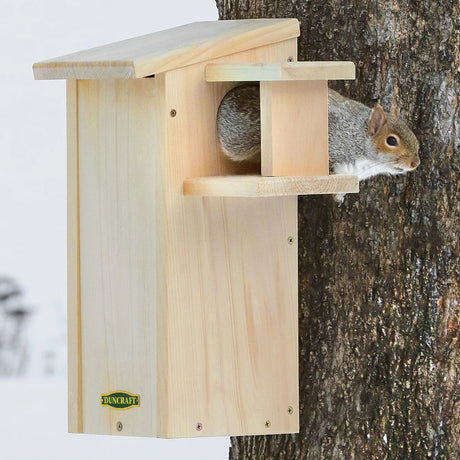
[0,378,230,460]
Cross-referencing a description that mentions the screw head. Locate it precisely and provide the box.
[170,109,177,117]
[287,236,295,245]
[116,421,123,432]
[265,420,271,428]
[288,406,294,415]
[196,422,203,431]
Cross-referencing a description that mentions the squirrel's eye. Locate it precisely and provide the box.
[386,136,398,146]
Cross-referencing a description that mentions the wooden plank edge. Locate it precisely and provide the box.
[206,61,355,82]
[260,82,274,176]
[160,425,300,438]
[33,61,135,80]
[183,175,359,197]
[66,80,83,433]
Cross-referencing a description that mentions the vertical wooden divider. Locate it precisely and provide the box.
[261,80,329,176]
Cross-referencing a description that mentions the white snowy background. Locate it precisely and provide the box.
[0,0,231,458]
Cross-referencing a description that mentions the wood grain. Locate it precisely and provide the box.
[261,80,329,176]
[183,174,359,197]
[77,79,161,436]
[33,19,299,80]
[206,61,356,81]
[66,79,82,433]
[161,38,299,438]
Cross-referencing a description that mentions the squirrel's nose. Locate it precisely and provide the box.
[410,156,420,169]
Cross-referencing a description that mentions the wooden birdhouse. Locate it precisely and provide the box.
[33,19,358,438]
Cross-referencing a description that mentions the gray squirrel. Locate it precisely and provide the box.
[216,83,420,192]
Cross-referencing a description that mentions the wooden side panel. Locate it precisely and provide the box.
[261,80,329,176]
[77,78,163,436]
[67,79,82,433]
[161,38,299,437]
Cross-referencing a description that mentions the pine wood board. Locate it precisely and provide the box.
[160,38,299,438]
[261,80,330,176]
[33,19,299,80]
[206,61,356,81]
[66,79,82,433]
[77,79,161,436]
[183,174,359,197]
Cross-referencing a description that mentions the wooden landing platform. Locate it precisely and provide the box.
[183,174,359,197]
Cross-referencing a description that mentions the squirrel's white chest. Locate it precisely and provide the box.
[333,158,400,181]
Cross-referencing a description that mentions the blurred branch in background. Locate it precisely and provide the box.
[0,276,33,376]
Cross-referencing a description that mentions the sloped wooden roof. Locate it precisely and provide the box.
[33,19,300,80]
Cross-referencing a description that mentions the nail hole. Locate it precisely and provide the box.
[170,109,177,117]
[196,422,203,431]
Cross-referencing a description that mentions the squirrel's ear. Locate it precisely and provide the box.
[367,104,387,136]
[390,105,400,117]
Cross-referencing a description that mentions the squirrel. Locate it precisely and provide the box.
[216,83,420,199]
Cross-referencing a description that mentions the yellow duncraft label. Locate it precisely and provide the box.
[101,391,140,410]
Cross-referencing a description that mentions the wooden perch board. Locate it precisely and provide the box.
[183,175,359,197]
[206,61,356,81]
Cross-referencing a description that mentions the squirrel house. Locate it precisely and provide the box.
[33,19,358,438]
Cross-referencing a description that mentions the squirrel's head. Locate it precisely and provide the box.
[367,105,420,173]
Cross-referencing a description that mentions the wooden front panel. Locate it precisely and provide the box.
[161,38,299,437]
[261,80,329,176]
[75,78,163,436]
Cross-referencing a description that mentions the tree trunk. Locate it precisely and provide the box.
[215,1,460,458]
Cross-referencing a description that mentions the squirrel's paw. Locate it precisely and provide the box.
[334,193,345,204]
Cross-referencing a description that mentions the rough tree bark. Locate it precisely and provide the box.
[215,1,460,458]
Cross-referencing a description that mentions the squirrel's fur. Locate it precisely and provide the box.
[217,84,420,184]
